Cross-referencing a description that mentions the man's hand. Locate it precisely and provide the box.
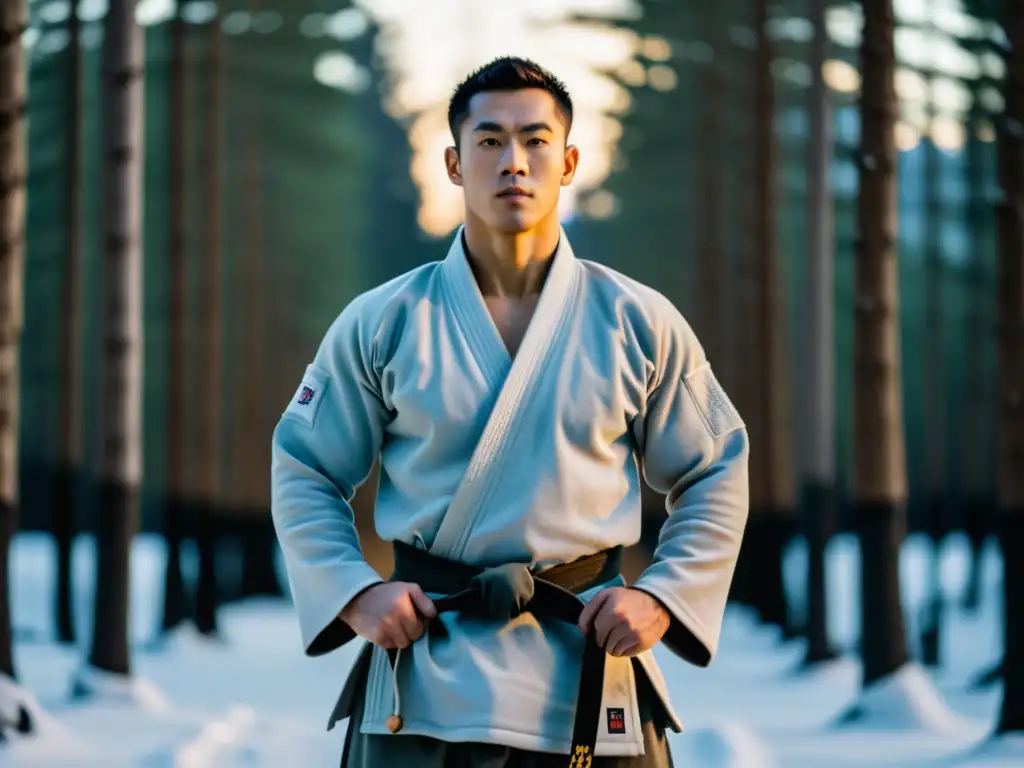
[340,582,437,649]
[577,587,670,657]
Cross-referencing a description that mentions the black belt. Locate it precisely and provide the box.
[388,540,622,767]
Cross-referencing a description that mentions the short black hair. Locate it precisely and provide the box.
[447,56,574,148]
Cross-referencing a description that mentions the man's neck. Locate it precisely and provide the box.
[462,216,561,299]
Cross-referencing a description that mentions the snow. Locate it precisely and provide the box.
[670,721,776,768]
[69,666,173,714]
[960,734,1024,767]
[834,662,980,734]
[0,529,1020,766]
[172,704,257,767]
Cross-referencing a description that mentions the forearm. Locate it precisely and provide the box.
[634,431,750,666]
[272,444,384,656]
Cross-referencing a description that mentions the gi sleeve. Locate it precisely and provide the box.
[630,304,750,667]
[270,300,390,657]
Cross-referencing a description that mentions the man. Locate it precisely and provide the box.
[271,57,749,767]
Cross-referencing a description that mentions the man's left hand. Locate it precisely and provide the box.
[577,587,671,657]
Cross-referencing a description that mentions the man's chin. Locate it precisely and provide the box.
[487,210,547,235]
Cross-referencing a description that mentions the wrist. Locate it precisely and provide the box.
[630,586,670,617]
[340,582,382,620]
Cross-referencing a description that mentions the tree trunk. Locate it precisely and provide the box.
[239,516,282,597]
[692,8,743,605]
[800,0,838,666]
[855,0,910,687]
[194,10,223,636]
[722,6,754,608]
[160,0,190,635]
[696,1,724,374]
[55,0,83,647]
[971,658,1004,691]
[961,69,996,614]
[89,0,144,676]
[232,29,279,601]
[920,28,946,667]
[194,514,219,635]
[748,0,797,633]
[0,0,27,684]
[996,0,1024,735]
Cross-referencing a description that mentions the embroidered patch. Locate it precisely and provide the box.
[283,365,328,428]
[683,364,744,438]
[607,707,626,734]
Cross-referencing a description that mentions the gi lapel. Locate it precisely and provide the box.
[429,227,582,560]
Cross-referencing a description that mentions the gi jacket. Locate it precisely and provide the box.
[270,227,750,757]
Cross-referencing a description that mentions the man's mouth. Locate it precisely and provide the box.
[497,187,531,199]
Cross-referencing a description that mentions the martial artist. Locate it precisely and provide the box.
[271,56,750,767]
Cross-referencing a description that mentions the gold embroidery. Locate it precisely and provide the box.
[568,744,592,768]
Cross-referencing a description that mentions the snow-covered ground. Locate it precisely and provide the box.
[0,530,1021,767]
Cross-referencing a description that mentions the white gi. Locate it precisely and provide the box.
[270,227,750,757]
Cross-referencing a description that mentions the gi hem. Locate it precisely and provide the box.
[358,720,646,758]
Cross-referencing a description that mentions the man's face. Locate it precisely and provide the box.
[445,88,579,234]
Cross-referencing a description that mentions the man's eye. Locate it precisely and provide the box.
[480,138,499,147]
[528,138,546,146]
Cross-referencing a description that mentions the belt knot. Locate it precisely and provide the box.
[469,563,536,620]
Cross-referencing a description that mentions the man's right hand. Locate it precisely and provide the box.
[340,582,438,649]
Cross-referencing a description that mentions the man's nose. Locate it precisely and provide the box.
[500,141,527,176]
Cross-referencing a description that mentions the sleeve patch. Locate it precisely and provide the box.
[683,365,744,438]
[283,365,328,428]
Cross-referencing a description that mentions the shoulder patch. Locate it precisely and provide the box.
[683,364,744,438]
[283,364,328,428]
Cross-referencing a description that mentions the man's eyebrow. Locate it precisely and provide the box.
[472,121,555,133]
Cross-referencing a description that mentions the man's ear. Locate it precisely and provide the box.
[445,146,463,186]
[560,144,580,187]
